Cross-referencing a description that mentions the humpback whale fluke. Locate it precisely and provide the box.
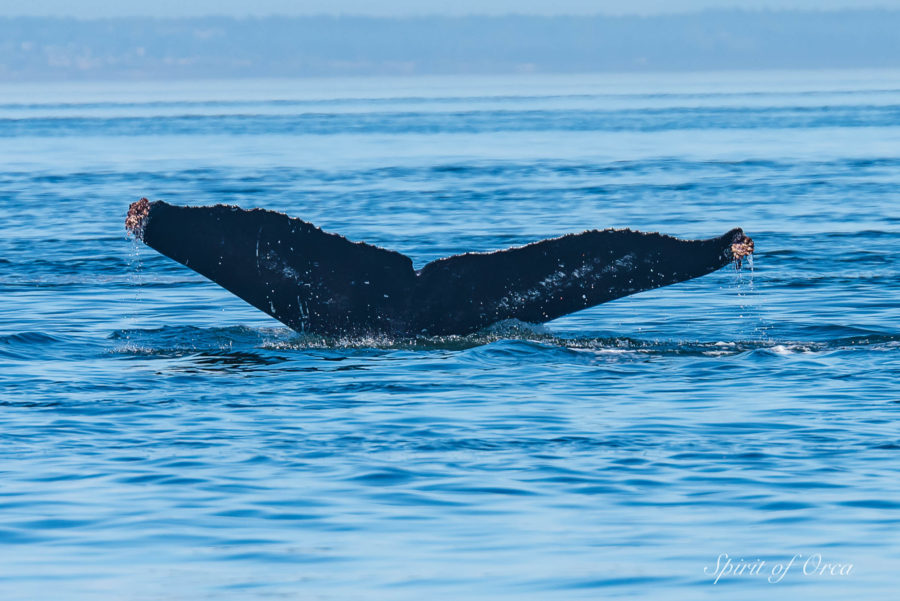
[126,198,753,337]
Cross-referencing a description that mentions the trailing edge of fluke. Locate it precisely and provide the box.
[126,198,754,337]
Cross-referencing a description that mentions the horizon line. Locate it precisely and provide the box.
[4,7,900,21]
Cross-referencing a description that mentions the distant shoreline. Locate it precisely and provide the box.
[3,11,900,82]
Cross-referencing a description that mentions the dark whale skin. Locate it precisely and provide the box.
[126,198,753,337]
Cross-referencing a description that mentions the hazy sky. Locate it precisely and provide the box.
[3,0,900,18]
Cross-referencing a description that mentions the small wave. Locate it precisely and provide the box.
[105,322,900,359]
[107,325,281,357]
[0,331,74,360]
[0,331,63,345]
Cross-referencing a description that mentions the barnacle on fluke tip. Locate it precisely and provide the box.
[125,197,151,241]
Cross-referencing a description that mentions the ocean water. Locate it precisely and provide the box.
[1,70,899,600]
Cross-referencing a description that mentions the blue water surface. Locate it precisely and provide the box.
[1,70,899,600]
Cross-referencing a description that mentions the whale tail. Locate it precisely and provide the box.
[127,198,752,337]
